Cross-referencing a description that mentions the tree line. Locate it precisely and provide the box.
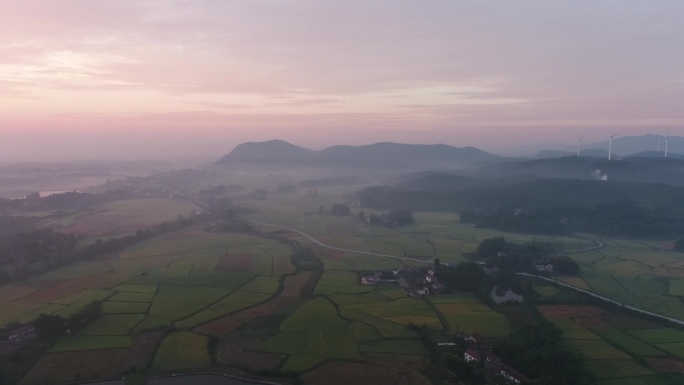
[356,178,684,238]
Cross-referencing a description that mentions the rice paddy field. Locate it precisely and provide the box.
[0,222,299,383]
[538,304,684,384]
[39,197,198,237]
[249,197,684,325]
[6,176,684,384]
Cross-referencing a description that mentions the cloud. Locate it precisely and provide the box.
[0,1,683,160]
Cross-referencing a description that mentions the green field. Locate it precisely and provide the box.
[133,316,171,333]
[259,326,362,360]
[314,271,373,295]
[359,339,427,355]
[669,279,684,297]
[553,319,602,340]
[281,355,327,372]
[629,328,684,344]
[584,360,654,379]
[349,321,383,342]
[78,314,145,335]
[149,285,230,321]
[175,290,271,328]
[53,291,113,318]
[328,291,391,306]
[534,286,561,297]
[588,325,665,356]
[153,332,210,370]
[339,307,418,338]
[281,297,348,332]
[114,285,157,293]
[380,288,408,300]
[0,285,39,303]
[341,299,442,331]
[655,342,684,359]
[50,336,132,352]
[564,339,633,360]
[0,302,65,326]
[109,291,155,302]
[101,301,150,314]
[434,302,510,338]
[8,173,684,384]
[240,276,281,294]
[426,293,480,304]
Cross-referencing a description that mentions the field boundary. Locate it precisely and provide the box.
[521,273,684,327]
[253,221,432,264]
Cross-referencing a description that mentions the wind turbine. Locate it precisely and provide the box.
[577,137,583,156]
[665,133,670,158]
[608,132,620,160]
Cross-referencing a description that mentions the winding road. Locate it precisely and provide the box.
[254,219,684,326]
[252,221,434,264]
[519,273,684,327]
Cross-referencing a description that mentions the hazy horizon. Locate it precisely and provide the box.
[2,1,683,161]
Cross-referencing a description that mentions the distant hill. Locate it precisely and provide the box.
[533,149,608,159]
[467,155,684,185]
[539,134,684,158]
[216,140,501,171]
[217,140,316,163]
[626,151,684,160]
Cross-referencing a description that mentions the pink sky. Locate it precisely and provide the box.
[1,1,683,160]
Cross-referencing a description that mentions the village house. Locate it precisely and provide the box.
[464,347,481,363]
[463,333,529,383]
[499,364,529,384]
[431,282,447,294]
[534,263,554,273]
[6,323,35,342]
[363,264,447,298]
[360,275,379,285]
[465,333,485,345]
[464,348,500,367]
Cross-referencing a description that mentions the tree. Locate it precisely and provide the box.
[494,322,594,385]
[385,210,414,226]
[331,204,351,216]
[437,262,484,292]
[476,237,511,259]
[34,314,65,342]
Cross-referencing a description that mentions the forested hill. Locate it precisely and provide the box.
[215,140,501,170]
[356,177,684,237]
[464,156,684,185]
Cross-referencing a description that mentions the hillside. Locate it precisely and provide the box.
[467,156,684,185]
[216,140,501,171]
[216,140,316,163]
[538,134,684,158]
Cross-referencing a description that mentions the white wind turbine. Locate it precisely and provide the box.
[665,133,670,158]
[608,132,620,160]
[577,137,583,156]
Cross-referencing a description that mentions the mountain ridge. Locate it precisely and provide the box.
[216,140,502,170]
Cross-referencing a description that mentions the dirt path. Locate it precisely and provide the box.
[253,221,433,264]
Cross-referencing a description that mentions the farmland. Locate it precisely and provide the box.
[5,174,684,385]
[152,332,210,370]
[40,197,197,237]
[538,304,684,383]
[0,217,299,383]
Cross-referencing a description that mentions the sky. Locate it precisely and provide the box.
[1,0,683,161]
